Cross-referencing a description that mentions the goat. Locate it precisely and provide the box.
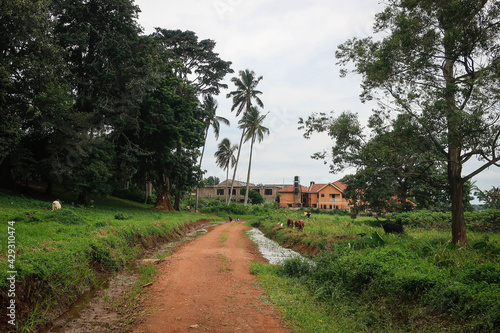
[295,220,305,230]
[228,216,233,222]
[287,218,294,228]
[52,200,61,210]
[383,222,403,234]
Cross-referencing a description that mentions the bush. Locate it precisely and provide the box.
[278,257,314,278]
[390,209,500,231]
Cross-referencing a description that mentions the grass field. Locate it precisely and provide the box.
[0,190,222,332]
[251,210,500,333]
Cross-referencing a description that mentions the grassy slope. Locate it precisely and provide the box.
[0,190,223,332]
[251,211,500,333]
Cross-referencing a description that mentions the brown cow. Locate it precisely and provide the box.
[228,216,233,222]
[287,218,294,228]
[295,219,305,230]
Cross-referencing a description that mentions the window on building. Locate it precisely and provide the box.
[216,189,224,195]
[264,189,273,195]
[254,188,260,193]
[232,189,237,195]
[321,193,325,197]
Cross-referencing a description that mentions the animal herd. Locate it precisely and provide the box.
[286,218,305,230]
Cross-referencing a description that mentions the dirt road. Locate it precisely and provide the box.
[132,222,291,333]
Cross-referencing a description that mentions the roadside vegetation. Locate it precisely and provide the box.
[251,209,500,332]
[0,190,222,332]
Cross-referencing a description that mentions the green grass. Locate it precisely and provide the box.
[0,190,222,332]
[253,211,500,333]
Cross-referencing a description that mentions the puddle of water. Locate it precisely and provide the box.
[247,228,312,265]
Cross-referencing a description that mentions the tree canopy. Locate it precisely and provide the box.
[302,0,500,244]
[0,0,233,210]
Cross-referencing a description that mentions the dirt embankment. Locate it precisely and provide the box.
[132,222,290,333]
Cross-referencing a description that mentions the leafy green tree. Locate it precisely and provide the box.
[226,69,264,204]
[240,188,265,205]
[151,29,233,96]
[334,0,500,244]
[203,176,220,186]
[49,0,150,201]
[0,0,71,189]
[214,138,238,203]
[138,76,204,211]
[239,107,270,205]
[474,186,500,210]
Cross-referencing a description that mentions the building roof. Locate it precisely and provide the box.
[217,179,252,187]
[278,184,309,193]
[306,181,347,193]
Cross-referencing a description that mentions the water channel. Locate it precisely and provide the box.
[247,227,311,265]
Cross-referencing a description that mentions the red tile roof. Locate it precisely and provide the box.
[279,181,348,193]
[278,185,309,193]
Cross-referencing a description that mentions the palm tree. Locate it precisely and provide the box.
[214,138,238,203]
[239,107,270,205]
[199,95,230,168]
[196,95,229,211]
[225,69,264,204]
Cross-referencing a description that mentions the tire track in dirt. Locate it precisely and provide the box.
[132,222,290,333]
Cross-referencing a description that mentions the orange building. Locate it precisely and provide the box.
[278,181,349,210]
[277,184,309,208]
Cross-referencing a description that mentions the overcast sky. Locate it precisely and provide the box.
[134,0,498,201]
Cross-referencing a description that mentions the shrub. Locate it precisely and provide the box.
[278,257,314,278]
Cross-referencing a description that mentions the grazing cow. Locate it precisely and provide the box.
[287,218,294,228]
[52,200,61,210]
[228,216,233,222]
[383,222,403,234]
[295,219,305,230]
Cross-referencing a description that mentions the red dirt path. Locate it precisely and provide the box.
[131,222,291,333]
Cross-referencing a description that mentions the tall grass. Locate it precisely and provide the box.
[0,191,221,332]
[254,211,500,332]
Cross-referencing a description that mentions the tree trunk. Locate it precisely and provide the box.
[195,127,210,212]
[227,127,246,205]
[449,148,467,244]
[174,189,181,211]
[154,191,174,211]
[225,167,229,203]
[244,136,255,206]
[153,177,174,211]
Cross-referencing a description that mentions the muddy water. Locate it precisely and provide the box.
[40,224,210,333]
[247,228,312,265]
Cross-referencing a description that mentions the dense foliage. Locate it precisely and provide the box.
[254,210,500,332]
[0,0,233,209]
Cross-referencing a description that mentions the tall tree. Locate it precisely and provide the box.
[214,138,238,203]
[50,0,149,202]
[138,75,204,211]
[226,69,264,204]
[0,0,71,189]
[199,95,230,170]
[151,29,233,96]
[335,0,500,244]
[195,94,229,211]
[239,107,270,205]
